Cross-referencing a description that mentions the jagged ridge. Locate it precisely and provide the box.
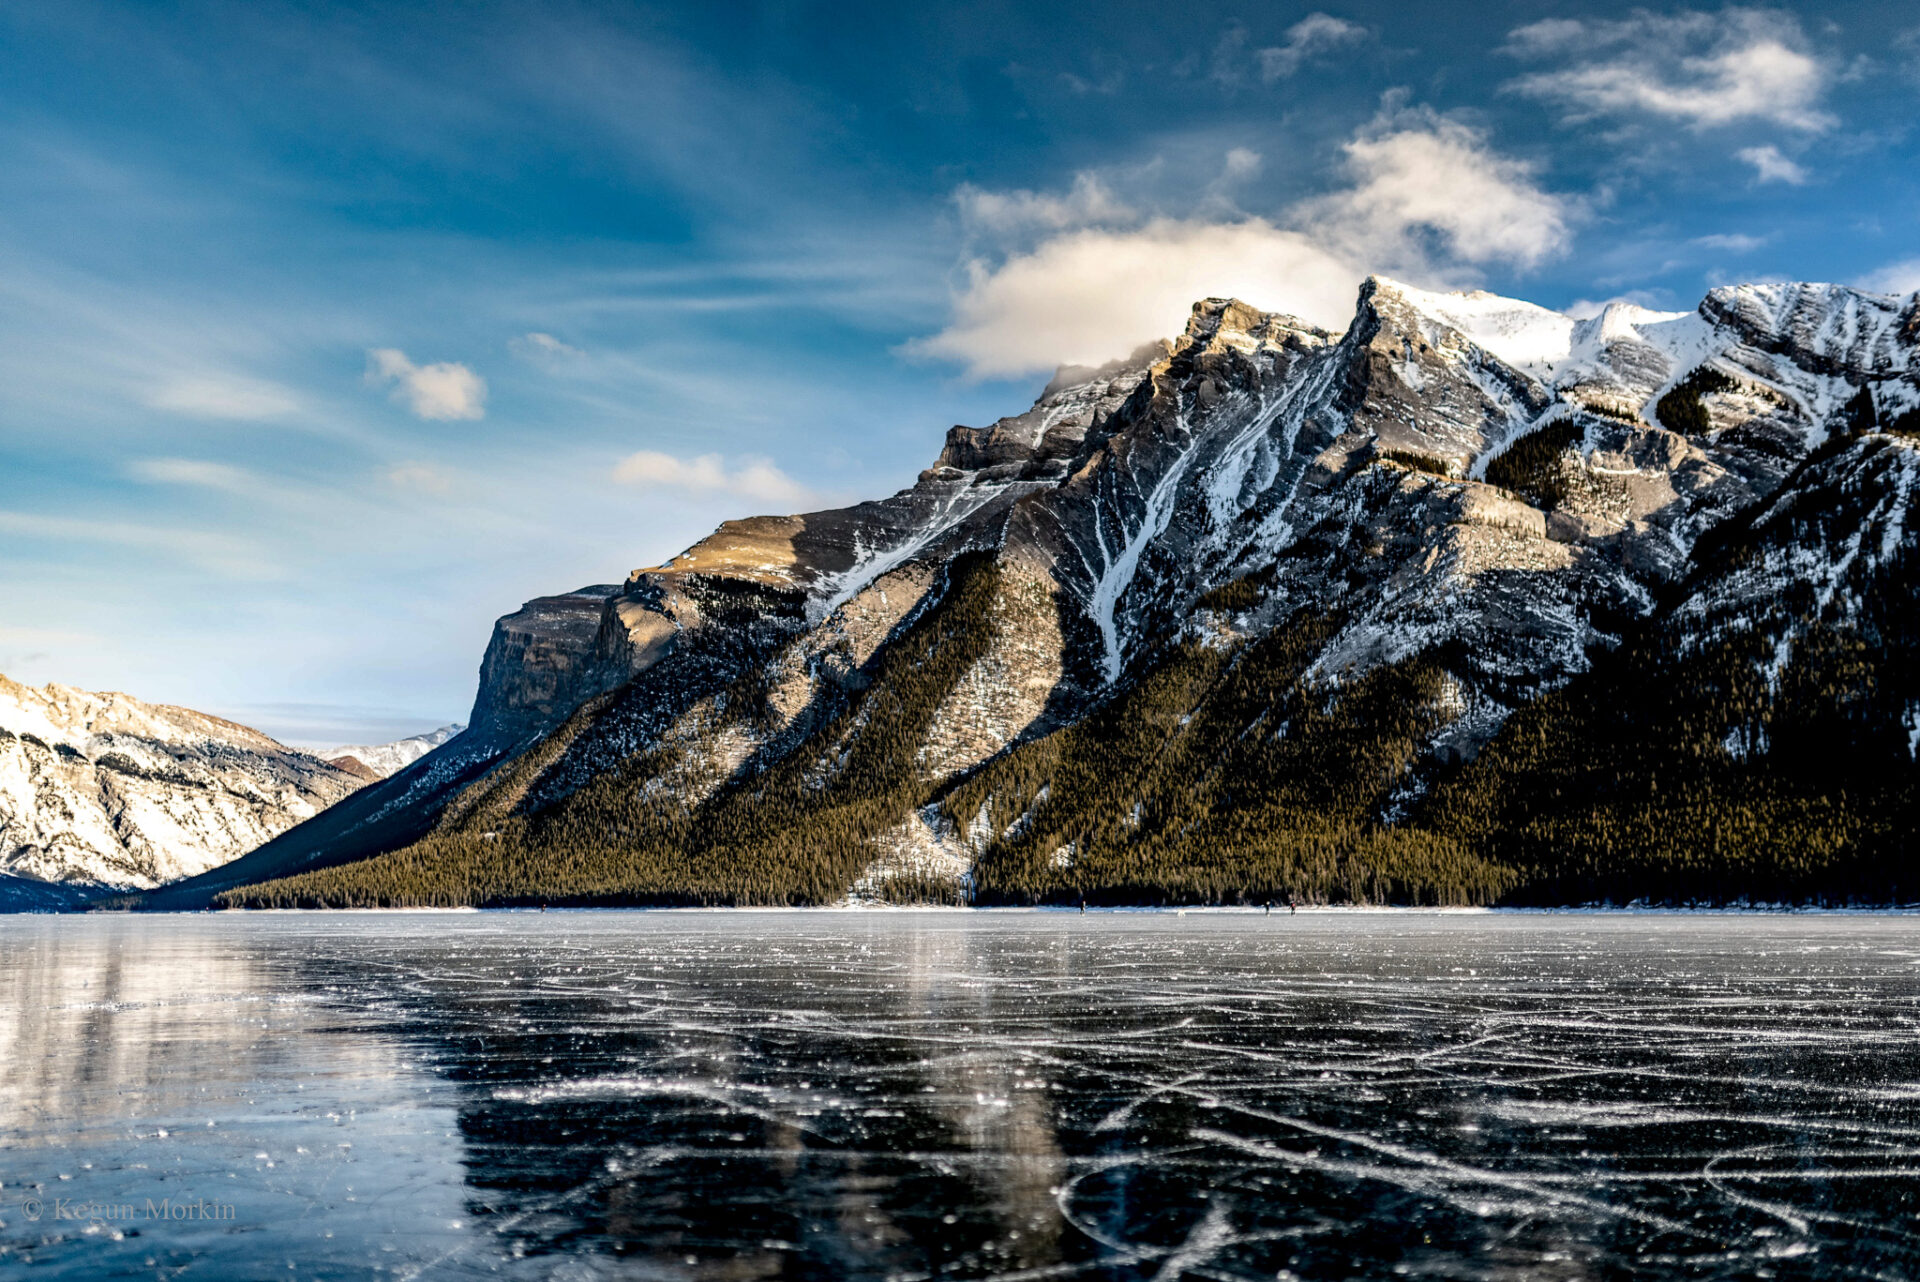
[165,272,1920,909]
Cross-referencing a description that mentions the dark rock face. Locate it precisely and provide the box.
[189,274,1920,908]
[469,586,623,736]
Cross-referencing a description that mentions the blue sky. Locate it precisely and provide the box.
[1,1,1915,746]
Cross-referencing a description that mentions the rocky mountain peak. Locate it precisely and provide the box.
[0,674,364,890]
[1178,296,1330,353]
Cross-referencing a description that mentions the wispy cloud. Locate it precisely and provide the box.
[384,462,454,494]
[0,510,282,579]
[1505,9,1834,133]
[509,331,584,368]
[1691,233,1768,252]
[1737,144,1808,184]
[1895,28,1920,85]
[365,348,487,420]
[611,450,812,507]
[127,457,257,492]
[1258,14,1369,81]
[145,374,300,420]
[954,173,1135,239]
[1857,258,1920,296]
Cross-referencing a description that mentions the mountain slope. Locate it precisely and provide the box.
[0,675,365,893]
[196,274,1919,909]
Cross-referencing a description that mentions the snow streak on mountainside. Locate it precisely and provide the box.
[185,273,1920,910]
[1675,434,1920,683]
[0,675,365,891]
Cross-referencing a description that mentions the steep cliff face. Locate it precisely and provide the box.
[468,586,623,736]
[198,274,1920,909]
[0,676,364,891]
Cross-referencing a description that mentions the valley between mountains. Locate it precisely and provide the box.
[62,275,1920,909]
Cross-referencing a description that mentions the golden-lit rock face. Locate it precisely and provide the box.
[638,514,810,588]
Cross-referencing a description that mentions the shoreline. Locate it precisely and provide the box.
[22,901,1920,917]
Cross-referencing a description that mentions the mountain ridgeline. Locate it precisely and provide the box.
[0,676,367,903]
[177,276,1920,910]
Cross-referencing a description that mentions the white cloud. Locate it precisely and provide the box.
[1295,109,1571,269]
[1691,232,1768,252]
[385,462,454,495]
[914,108,1572,380]
[954,172,1134,238]
[907,219,1362,379]
[145,375,299,420]
[509,331,583,367]
[1221,147,1262,181]
[1857,259,1920,296]
[1258,13,1369,81]
[1737,144,1808,184]
[128,457,255,492]
[611,450,812,507]
[1506,8,1834,132]
[364,348,487,421]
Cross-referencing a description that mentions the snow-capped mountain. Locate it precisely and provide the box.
[167,274,1920,909]
[0,675,366,895]
[323,725,466,780]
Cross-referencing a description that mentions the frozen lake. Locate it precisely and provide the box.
[5,911,1920,1279]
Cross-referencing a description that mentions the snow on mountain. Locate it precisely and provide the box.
[323,724,466,779]
[1673,434,1920,676]
[0,675,366,890]
[1375,281,1580,380]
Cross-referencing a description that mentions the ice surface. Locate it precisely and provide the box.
[6,911,1920,1280]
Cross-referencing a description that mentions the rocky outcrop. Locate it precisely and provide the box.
[0,676,365,890]
[469,586,624,735]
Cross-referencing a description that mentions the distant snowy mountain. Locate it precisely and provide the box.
[149,274,1920,910]
[0,675,366,894]
[323,725,465,780]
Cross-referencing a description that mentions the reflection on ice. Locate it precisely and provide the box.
[5,911,1920,1279]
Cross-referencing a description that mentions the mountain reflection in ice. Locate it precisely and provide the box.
[6,912,1920,1280]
